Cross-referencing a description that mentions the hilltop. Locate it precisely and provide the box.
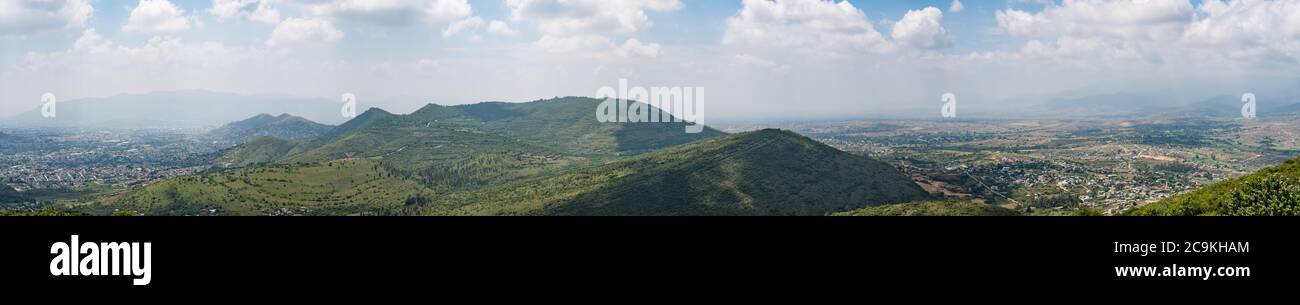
[416,129,932,216]
[207,113,333,144]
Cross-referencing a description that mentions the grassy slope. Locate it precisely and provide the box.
[213,136,301,168]
[412,129,932,216]
[120,159,432,215]
[833,201,1021,216]
[1126,157,1300,216]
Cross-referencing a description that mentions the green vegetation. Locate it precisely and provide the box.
[0,208,88,216]
[120,159,435,215]
[119,129,929,216]
[1127,158,1300,216]
[404,129,931,216]
[213,136,301,168]
[207,113,333,143]
[833,201,1020,216]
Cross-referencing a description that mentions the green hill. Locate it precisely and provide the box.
[208,113,333,144]
[213,136,302,168]
[118,97,734,215]
[411,129,932,216]
[217,97,723,188]
[833,201,1020,216]
[117,129,929,216]
[1126,157,1300,216]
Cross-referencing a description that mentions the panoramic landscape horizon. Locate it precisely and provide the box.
[3,0,1300,217]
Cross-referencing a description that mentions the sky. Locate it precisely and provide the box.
[2,0,1299,119]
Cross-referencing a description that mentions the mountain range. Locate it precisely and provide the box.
[115,97,932,216]
[4,90,357,128]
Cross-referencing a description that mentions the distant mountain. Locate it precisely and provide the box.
[1165,94,1300,118]
[1127,157,1300,216]
[4,90,357,128]
[993,92,1300,119]
[421,129,932,216]
[207,113,333,144]
[833,201,1019,216]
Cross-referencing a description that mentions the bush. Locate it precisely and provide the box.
[1226,174,1300,216]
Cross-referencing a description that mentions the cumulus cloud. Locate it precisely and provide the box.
[122,0,193,33]
[992,0,1300,65]
[996,0,1194,41]
[210,0,281,25]
[724,0,895,55]
[949,0,965,13]
[1184,0,1300,63]
[506,0,679,57]
[0,0,94,35]
[267,17,344,46]
[892,7,952,50]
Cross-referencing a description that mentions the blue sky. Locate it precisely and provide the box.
[1,0,1297,119]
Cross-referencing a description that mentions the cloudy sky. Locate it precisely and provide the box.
[2,0,1299,119]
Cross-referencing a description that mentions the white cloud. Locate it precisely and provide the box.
[210,0,281,25]
[487,20,516,36]
[891,7,951,50]
[1184,0,1300,63]
[0,0,94,36]
[996,0,1194,41]
[442,16,484,38]
[724,0,894,55]
[949,0,965,13]
[294,0,473,27]
[267,17,344,46]
[992,0,1300,65]
[506,0,680,56]
[122,0,192,33]
[616,38,660,58]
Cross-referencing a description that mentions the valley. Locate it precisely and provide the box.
[746,117,1300,215]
